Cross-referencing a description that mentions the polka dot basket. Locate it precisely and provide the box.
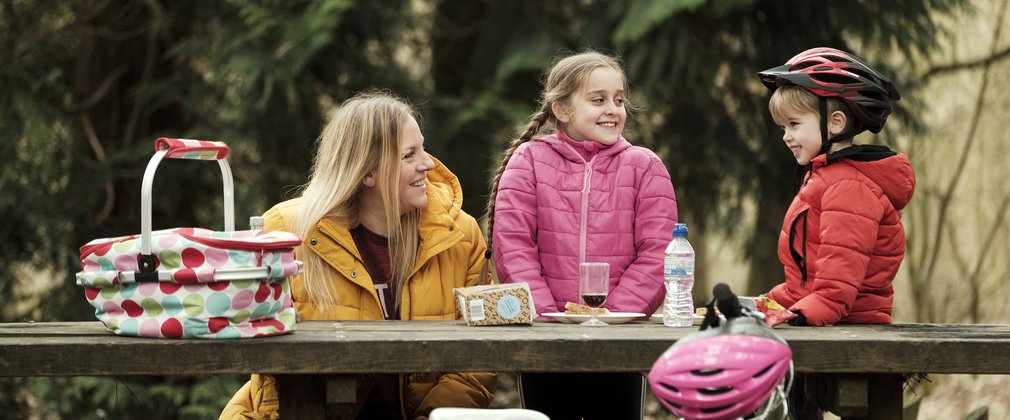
[77,227,302,339]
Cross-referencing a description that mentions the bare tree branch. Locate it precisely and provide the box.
[967,194,1010,323]
[922,45,1010,79]
[919,0,1009,318]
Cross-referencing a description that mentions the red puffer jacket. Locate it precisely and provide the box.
[768,145,915,326]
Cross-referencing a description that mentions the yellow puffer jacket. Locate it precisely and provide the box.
[220,156,496,419]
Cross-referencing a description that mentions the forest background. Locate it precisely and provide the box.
[1,0,1008,418]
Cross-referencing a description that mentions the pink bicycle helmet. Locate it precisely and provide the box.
[649,284,793,419]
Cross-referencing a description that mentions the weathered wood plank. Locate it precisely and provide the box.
[3,321,1010,377]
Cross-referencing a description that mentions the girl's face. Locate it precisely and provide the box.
[555,67,627,145]
[396,116,435,214]
[775,109,823,166]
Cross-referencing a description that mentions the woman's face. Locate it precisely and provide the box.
[396,116,435,214]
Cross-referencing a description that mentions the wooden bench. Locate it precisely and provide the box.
[3,321,1009,418]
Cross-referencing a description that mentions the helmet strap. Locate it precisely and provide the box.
[819,97,858,156]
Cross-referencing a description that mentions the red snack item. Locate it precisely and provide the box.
[754,295,797,327]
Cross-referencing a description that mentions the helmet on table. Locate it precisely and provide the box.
[648,284,793,420]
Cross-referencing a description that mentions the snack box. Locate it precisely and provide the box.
[453,283,535,326]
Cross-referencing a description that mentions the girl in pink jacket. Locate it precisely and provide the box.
[485,50,677,420]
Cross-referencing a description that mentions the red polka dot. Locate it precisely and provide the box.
[160,282,182,294]
[84,287,99,300]
[122,300,145,318]
[174,269,198,283]
[161,319,183,338]
[208,281,229,291]
[251,318,285,330]
[208,317,229,333]
[255,283,271,303]
[181,248,205,268]
[271,283,283,300]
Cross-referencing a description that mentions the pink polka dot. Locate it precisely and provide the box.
[161,319,183,338]
[138,282,159,297]
[204,247,229,267]
[232,290,254,309]
[102,301,123,316]
[181,248,205,268]
[140,319,161,337]
[157,234,179,248]
[83,259,101,271]
[115,255,139,271]
[183,283,205,292]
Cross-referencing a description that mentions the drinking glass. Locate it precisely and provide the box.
[579,262,610,326]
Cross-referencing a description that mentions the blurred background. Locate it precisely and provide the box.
[1,0,1007,418]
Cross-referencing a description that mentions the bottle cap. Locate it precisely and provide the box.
[249,216,264,230]
[673,223,688,238]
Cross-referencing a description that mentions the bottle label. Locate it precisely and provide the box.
[664,256,694,276]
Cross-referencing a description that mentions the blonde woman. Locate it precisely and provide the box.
[221,92,496,420]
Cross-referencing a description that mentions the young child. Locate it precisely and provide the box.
[485,51,677,419]
[757,47,915,328]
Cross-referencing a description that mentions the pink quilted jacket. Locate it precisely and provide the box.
[492,131,678,315]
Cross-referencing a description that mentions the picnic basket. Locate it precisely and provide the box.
[76,138,301,339]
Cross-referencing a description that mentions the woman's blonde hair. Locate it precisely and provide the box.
[482,50,631,267]
[296,91,420,308]
[769,85,851,130]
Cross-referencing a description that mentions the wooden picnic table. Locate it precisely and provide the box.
[3,320,1010,418]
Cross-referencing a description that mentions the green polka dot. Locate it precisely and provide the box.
[113,239,136,253]
[231,279,253,289]
[158,249,182,269]
[140,298,164,316]
[100,286,123,299]
[279,311,296,327]
[106,318,119,330]
[230,310,251,325]
[183,294,206,317]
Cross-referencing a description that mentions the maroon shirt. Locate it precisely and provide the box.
[350,224,401,418]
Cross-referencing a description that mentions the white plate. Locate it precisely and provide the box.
[542,312,646,324]
[649,314,706,325]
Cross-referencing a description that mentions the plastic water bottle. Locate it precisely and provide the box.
[249,216,264,231]
[663,223,695,327]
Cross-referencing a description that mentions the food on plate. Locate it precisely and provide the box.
[565,301,609,315]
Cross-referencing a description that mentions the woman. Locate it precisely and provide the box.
[221,92,496,419]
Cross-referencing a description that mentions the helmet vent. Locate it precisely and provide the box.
[847,68,875,80]
[660,383,680,394]
[859,89,886,102]
[823,54,848,62]
[698,386,733,395]
[691,368,724,376]
[810,73,857,85]
[753,364,774,378]
[701,404,735,414]
[789,62,816,71]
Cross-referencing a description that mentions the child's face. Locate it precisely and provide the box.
[774,109,822,166]
[556,67,626,145]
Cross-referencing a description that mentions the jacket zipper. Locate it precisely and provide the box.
[788,209,809,288]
